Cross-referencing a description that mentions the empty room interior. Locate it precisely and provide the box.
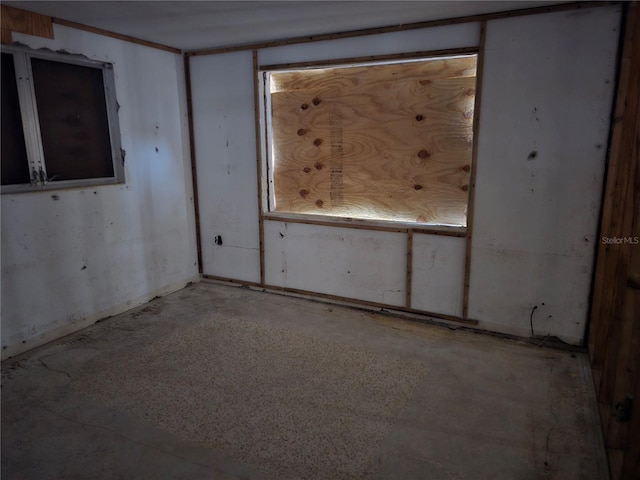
[1,1,639,479]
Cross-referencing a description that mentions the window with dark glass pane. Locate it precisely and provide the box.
[31,58,113,181]
[1,53,31,186]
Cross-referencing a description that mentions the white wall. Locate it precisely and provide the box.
[264,221,407,306]
[469,7,621,343]
[411,234,466,317]
[190,51,261,283]
[191,6,621,345]
[1,25,199,358]
[191,23,481,291]
[258,22,481,65]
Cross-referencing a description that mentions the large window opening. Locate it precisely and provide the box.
[1,46,123,193]
[263,54,477,227]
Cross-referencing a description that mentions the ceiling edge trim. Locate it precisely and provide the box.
[186,1,618,57]
[52,16,182,54]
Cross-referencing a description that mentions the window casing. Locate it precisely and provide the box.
[262,54,477,228]
[1,45,124,193]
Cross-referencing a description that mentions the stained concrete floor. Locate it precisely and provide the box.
[2,281,608,480]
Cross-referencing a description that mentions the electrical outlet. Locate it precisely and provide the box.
[214,235,223,245]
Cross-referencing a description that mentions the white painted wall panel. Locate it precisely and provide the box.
[468,7,621,344]
[411,235,466,317]
[2,25,199,358]
[259,22,480,65]
[264,221,407,306]
[190,52,261,282]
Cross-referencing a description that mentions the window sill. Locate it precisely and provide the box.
[1,177,124,195]
[262,212,467,237]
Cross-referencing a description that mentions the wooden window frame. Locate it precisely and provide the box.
[258,47,478,236]
[1,45,124,194]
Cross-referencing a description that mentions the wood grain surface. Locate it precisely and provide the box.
[269,55,476,225]
[1,5,53,44]
[588,4,640,479]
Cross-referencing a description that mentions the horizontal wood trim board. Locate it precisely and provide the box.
[259,47,479,71]
[186,1,617,56]
[201,274,263,288]
[202,275,591,353]
[412,228,467,237]
[262,214,467,237]
[263,214,408,233]
[201,274,478,326]
[51,17,182,54]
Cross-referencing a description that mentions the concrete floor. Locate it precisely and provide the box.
[2,282,608,480]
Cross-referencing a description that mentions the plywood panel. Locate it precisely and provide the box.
[190,52,261,282]
[271,56,476,91]
[264,220,406,306]
[411,234,465,316]
[259,22,481,66]
[269,56,475,225]
[467,6,621,344]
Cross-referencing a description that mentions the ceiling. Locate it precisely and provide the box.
[6,1,561,52]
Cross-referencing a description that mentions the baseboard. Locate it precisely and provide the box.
[201,276,586,351]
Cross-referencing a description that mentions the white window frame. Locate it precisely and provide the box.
[1,45,124,194]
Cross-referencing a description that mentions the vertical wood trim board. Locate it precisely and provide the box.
[253,50,266,285]
[462,20,487,318]
[406,229,413,308]
[183,55,203,273]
